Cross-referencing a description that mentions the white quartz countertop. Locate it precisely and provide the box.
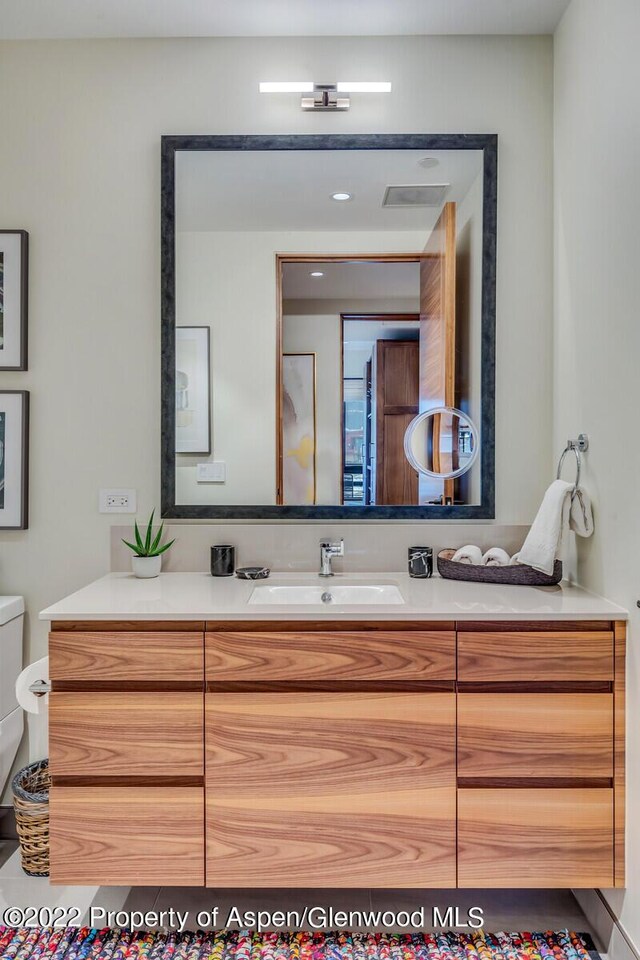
[39,572,628,622]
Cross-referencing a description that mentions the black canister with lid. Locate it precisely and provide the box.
[408,546,433,579]
[211,545,235,577]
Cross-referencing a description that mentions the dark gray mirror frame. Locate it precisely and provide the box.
[161,133,497,520]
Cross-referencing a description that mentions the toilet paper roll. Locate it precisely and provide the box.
[16,657,49,762]
[16,657,50,714]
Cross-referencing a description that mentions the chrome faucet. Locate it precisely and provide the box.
[319,539,344,577]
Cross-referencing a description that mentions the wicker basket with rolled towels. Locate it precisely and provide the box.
[438,549,563,585]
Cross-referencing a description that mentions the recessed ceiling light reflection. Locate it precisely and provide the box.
[331,192,352,201]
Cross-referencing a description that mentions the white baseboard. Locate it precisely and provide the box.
[574,890,638,960]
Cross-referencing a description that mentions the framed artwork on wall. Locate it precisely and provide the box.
[0,230,28,371]
[0,391,29,530]
[175,326,211,454]
[282,353,317,505]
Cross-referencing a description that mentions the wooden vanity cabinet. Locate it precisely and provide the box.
[47,618,626,889]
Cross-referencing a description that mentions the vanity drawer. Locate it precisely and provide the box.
[206,630,456,681]
[457,693,613,778]
[49,692,203,776]
[50,786,204,885]
[457,631,613,681]
[49,631,204,682]
[458,787,613,887]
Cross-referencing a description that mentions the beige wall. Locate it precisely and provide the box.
[554,0,640,948]
[0,34,553,795]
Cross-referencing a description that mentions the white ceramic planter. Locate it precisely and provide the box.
[132,555,162,579]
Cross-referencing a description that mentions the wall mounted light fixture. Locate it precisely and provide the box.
[259,81,391,111]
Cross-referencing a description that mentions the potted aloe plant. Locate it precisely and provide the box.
[122,510,175,579]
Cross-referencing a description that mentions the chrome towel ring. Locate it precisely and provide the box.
[556,433,589,497]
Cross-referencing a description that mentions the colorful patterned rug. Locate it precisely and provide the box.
[0,929,598,960]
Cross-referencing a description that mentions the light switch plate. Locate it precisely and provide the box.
[99,488,137,513]
[197,462,226,483]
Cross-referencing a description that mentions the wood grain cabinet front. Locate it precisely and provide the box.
[457,693,613,778]
[49,786,204,886]
[456,622,624,889]
[458,787,614,888]
[48,623,206,887]
[457,630,614,681]
[49,691,203,777]
[205,691,456,887]
[49,630,204,682]
[206,630,455,681]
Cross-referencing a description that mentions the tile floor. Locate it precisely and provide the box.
[140,887,599,938]
[0,849,602,951]
[0,839,18,871]
[0,849,109,920]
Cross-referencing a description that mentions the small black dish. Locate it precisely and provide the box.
[236,566,270,580]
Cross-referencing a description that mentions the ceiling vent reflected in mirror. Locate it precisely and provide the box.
[382,184,450,207]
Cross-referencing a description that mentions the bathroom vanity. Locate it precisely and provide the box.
[41,573,626,889]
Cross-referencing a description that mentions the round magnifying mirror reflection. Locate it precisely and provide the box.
[404,406,479,479]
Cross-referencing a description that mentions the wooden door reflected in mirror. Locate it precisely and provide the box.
[278,239,468,507]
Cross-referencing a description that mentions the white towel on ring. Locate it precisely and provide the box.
[518,479,594,575]
[452,544,483,565]
[570,487,594,537]
[482,547,511,566]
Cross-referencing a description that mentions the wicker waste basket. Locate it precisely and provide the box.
[12,758,50,877]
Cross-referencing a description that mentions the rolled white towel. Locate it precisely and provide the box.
[452,544,483,565]
[509,552,523,565]
[482,547,511,566]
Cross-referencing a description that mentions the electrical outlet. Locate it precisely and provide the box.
[108,495,130,508]
[99,488,137,514]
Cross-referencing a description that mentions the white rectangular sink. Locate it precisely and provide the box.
[248,583,404,606]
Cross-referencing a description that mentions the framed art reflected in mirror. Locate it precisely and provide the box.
[282,353,317,506]
[175,326,211,455]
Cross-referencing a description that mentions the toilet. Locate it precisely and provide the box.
[0,597,25,795]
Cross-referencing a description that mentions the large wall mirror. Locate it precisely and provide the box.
[161,135,496,519]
